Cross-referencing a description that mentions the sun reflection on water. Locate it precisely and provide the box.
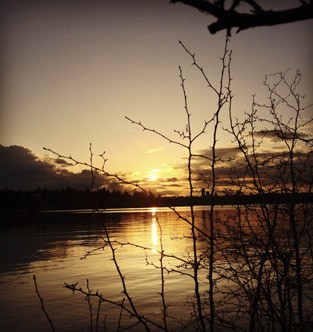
[151,208,158,252]
[150,207,157,214]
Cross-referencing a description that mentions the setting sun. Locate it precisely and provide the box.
[148,173,158,181]
[148,169,160,182]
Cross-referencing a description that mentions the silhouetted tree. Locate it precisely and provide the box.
[171,0,313,35]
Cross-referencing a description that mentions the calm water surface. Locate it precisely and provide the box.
[0,206,234,331]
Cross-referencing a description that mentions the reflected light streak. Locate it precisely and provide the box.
[150,207,157,214]
[151,210,158,253]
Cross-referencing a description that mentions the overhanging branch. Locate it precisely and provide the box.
[170,0,313,34]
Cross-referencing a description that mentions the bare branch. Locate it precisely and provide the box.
[33,275,56,332]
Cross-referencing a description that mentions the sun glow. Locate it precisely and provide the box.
[148,173,158,181]
[148,169,160,181]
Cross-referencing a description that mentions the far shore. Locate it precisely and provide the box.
[1,189,312,224]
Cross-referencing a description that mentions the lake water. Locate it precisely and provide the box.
[0,206,235,332]
[2,205,312,331]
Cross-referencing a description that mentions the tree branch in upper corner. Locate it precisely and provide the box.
[170,0,313,35]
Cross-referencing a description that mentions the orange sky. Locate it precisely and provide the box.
[1,0,312,195]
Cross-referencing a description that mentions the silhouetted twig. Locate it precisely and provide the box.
[33,275,56,332]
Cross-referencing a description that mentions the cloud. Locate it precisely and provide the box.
[172,140,313,193]
[195,146,241,161]
[155,181,186,197]
[4,142,309,194]
[254,129,312,142]
[145,146,166,154]
[53,158,74,166]
[0,145,123,191]
[165,177,179,182]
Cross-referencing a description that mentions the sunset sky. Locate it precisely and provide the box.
[1,0,312,195]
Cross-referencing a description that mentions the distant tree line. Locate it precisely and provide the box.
[1,187,312,216]
[1,187,156,213]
